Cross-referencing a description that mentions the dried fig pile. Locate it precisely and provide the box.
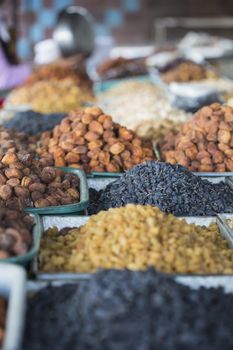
[0,151,80,210]
[37,106,155,173]
[0,207,33,259]
[160,103,233,172]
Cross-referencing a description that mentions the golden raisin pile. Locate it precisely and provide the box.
[160,103,233,172]
[40,205,233,274]
[37,106,155,173]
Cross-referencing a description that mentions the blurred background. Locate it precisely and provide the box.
[1,0,233,60]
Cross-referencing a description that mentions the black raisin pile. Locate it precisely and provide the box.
[89,161,233,216]
[23,269,233,350]
[3,110,66,135]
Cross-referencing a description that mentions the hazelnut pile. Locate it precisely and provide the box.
[160,103,233,172]
[0,298,6,344]
[37,106,155,173]
[0,207,33,259]
[0,151,80,209]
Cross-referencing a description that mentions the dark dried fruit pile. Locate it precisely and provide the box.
[0,151,80,210]
[3,111,66,136]
[23,269,233,350]
[89,161,233,216]
[0,207,33,259]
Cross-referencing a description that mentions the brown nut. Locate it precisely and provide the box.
[31,191,44,202]
[5,168,24,179]
[1,152,18,165]
[89,120,104,135]
[81,113,94,124]
[110,142,125,155]
[29,183,46,193]
[34,198,50,208]
[73,146,88,154]
[14,186,30,198]
[41,167,57,183]
[0,185,12,200]
[7,178,20,187]
[84,131,100,142]
[54,157,66,167]
[66,188,80,200]
[0,174,7,185]
[21,176,32,187]
[65,152,80,164]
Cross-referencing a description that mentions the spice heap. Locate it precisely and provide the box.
[89,162,233,216]
[23,269,233,350]
[161,103,233,172]
[0,208,33,259]
[97,81,189,132]
[0,151,80,210]
[97,56,147,80]
[0,298,6,345]
[6,78,93,114]
[160,58,217,83]
[40,204,233,274]
[37,106,155,172]
[3,111,66,136]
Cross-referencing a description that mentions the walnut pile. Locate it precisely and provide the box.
[0,207,33,259]
[37,106,155,173]
[0,151,80,210]
[160,103,233,172]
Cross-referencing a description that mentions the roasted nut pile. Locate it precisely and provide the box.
[160,58,217,83]
[161,103,233,172]
[40,205,233,274]
[97,56,147,80]
[89,162,233,216]
[97,81,189,131]
[3,110,66,136]
[0,208,33,259]
[0,298,6,345]
[0,127,36,154]
[0,151,80,210]
[37,106,155,172]
[5,78,93,114]
[23,269,233,350]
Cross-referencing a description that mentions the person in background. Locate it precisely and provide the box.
[0,11,31,90]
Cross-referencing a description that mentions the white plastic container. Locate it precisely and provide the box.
[0,264,26,350]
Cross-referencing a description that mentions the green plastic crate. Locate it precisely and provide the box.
[0,214,42,267]
[25,167,89,215]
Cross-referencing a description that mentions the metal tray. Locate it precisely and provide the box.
[25,167,89,215]
[0,214,42,267]
[0,264,26,350]
[33,216,233,281]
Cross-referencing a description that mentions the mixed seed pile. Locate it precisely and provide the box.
[23,269,233,350]
[89,161,233,216]
[40,205,233,274]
